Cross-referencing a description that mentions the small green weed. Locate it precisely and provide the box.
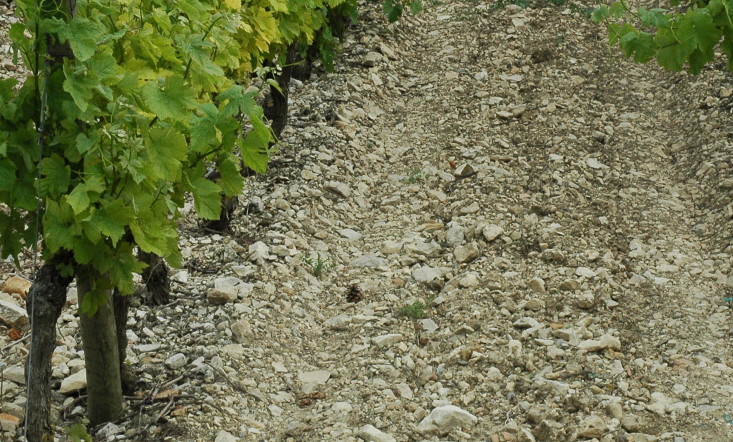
[399,300,428,319]
[65,420,92,442]
[302,253,333,278]
[403,169,425,184]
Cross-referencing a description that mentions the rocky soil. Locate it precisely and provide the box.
[2,0,733,441]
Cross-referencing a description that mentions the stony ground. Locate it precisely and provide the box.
[2,0,733,441]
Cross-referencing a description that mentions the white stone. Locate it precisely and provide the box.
[248,241,270,261]
[0,299,28,328]
[337,228,362,241]
[575,267,597,278]
[407,241,442,258]
[324,181,352,198]
[349,255,387,268]
[59,369,87,394]
[412,266,442,283]
[416,405,478,434]
[482,224,504,241]
[298,370,331,384]
[459,273,480,288]
[454,242,480,263]
[214,430,238,442]
[486,366,504,381]
[528,277,546,293]
[380,240,403,254]
[356,424,396,442]
[578,334,621,352]
[446,225,465,246]
[372,334,402,347]
[165,353,188,369]
[3,366,25,384]
[419,318,439,333]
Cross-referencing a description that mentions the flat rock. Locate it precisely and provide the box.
[372,334,402,347]
[412,266,442,283]
[356,424,396,442]
[298,370,331,385]
[407,241,442,258]
[0,299,28,328]
[59,369,87,394]
[528,277,546,293]
[577,415,606,439]
[214,430,237,442]
[416,405,478,434]
[337,228,362,241]
[248,241,270,261]
[3,366,25,384]
[482,224,504,241]
[206,288,237,305]
[349,255,387,268]
[578,334,621,352]
[454,242,480,263]
[165,353,188,370]
[324,181,352,198]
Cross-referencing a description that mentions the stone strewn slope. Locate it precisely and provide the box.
[1,1,732,441]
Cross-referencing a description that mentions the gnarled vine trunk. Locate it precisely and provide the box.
[76,267,123,426]
[24,256,73,442]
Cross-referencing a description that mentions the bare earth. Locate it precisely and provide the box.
[2,0,733,441]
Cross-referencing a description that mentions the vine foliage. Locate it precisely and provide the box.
[593,0,733,73]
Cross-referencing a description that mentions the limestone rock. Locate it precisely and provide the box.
[356,424,396,442]
[578,334,621,352]
[482,224,504,241]
[454,242,480,263]
[415,405,478,434]
[349,255,388,268]
[59,369,87,394]
[0,299,28,328]
[214,430,238,442]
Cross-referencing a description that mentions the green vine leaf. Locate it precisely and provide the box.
[141,76,198,122]
[40,154,71,197]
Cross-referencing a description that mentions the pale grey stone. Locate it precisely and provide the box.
[214,430,237,442]
[59,369,87,394]
[165,353,188,370]
[412,266,442,283]
[419,318,439,333]
[363,52,382,67]
[482,224,504,241]
[380,240,403,254]
[528,277,546,293]
[0,299,28,328]
[372,334,402,347]
[356,424,396,442]
[578,334,621,352]
[416,405,478,434]
[454,242,480,263]
[2,366,25,384]
[349,255,387,268]
[446,224,465,246]
[298,370,331,384]
[248,241,270,261]
[337,228,362,241]
[324,181,352,198]
[577,415,606,439]
[407,241,442,258]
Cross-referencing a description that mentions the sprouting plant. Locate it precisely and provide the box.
[399,300,428,319]
[403,169,425,184]
[65,420,92,442]
[302,253,334,278]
